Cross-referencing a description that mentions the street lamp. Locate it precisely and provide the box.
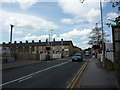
[10,24,14,43]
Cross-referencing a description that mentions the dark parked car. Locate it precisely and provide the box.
[72,53,83,62]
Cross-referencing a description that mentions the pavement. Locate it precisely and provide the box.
[78,56,119,88]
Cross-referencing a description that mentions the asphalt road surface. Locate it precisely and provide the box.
[2,56,90,88]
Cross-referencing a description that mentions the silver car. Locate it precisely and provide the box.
[72,53,83,62]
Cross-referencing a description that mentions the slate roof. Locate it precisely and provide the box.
[1,40,74,47]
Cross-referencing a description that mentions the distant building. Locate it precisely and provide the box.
[73,46,83,54]
[1,39,82,61]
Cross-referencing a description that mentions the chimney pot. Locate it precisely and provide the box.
[14,41,17,44]
[32,40,34,43]
[46,39,48,42]
[26,40,28,43]
[53,38,55,42]
[39,40,41,43]
[20,41,22,43]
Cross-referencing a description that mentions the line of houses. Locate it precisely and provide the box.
[0,39,82,62]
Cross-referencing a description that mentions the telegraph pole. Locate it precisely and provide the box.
[100,0,105,60]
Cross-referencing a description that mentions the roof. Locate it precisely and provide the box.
[74,46,82,50]
[1,40,74,47]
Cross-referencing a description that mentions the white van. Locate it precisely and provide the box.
[85,51,89,56]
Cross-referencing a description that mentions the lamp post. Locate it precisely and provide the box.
[10,24,14,43]
[10,24,14,57]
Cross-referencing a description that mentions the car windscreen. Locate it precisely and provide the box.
[74,54,81,56]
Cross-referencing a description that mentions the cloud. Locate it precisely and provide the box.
[60,29,92,40]
[59,0,101,24]
[15,34,49,41]
[14,28,92,49]
[1,10,58,34]
[107,12,118,20]
[15,33,62,41]
[74,41,92,49]
[85,8,100,23]
[1,0,38,10]
[13,30,23,34]
[61,18,74,24]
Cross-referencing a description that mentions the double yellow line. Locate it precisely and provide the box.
[66,61,89,88]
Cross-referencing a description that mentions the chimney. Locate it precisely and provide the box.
[46,39,48,42]
[14,41,17,44]
[61,39,63,45]
[20,41,22,43]
[26,40,28,43]
[39,40,41,43]
[32,40,34,43]
[53,38,55,42]
[3,42,5,44]
[8,42,11,44]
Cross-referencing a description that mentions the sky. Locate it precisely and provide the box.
[0,0,119,49]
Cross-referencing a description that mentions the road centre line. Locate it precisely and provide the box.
[18,76,32,82]
[0,60,71,87]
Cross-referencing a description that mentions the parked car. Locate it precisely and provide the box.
[72,53,83,62]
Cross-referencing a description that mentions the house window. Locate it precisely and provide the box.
[53,51,55,53]
[56,51,59,54]
[32,46,34,51]
[66,51,68,54]
[36,51,38,53]
[40,51,43,54]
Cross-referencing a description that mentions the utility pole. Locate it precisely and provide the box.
[100,0,105,60]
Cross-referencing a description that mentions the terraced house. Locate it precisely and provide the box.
[1,39,82,61]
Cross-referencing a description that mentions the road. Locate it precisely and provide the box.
[2,56,91,88]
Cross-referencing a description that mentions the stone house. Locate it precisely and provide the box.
[1,39,82,61]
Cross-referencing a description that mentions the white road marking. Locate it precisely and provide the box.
[1,60,71,87]
[18,76,32,82]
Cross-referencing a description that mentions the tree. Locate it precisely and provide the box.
[111,1,120,8]
[88,23,109,45]
[107,2,120,26]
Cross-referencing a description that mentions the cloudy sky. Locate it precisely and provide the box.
[1,0,118,49]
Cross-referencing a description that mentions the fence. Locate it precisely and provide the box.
[40,53,46,61]
[53,54,61,59]
[105,51,114,62]
[14,53,40,61]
